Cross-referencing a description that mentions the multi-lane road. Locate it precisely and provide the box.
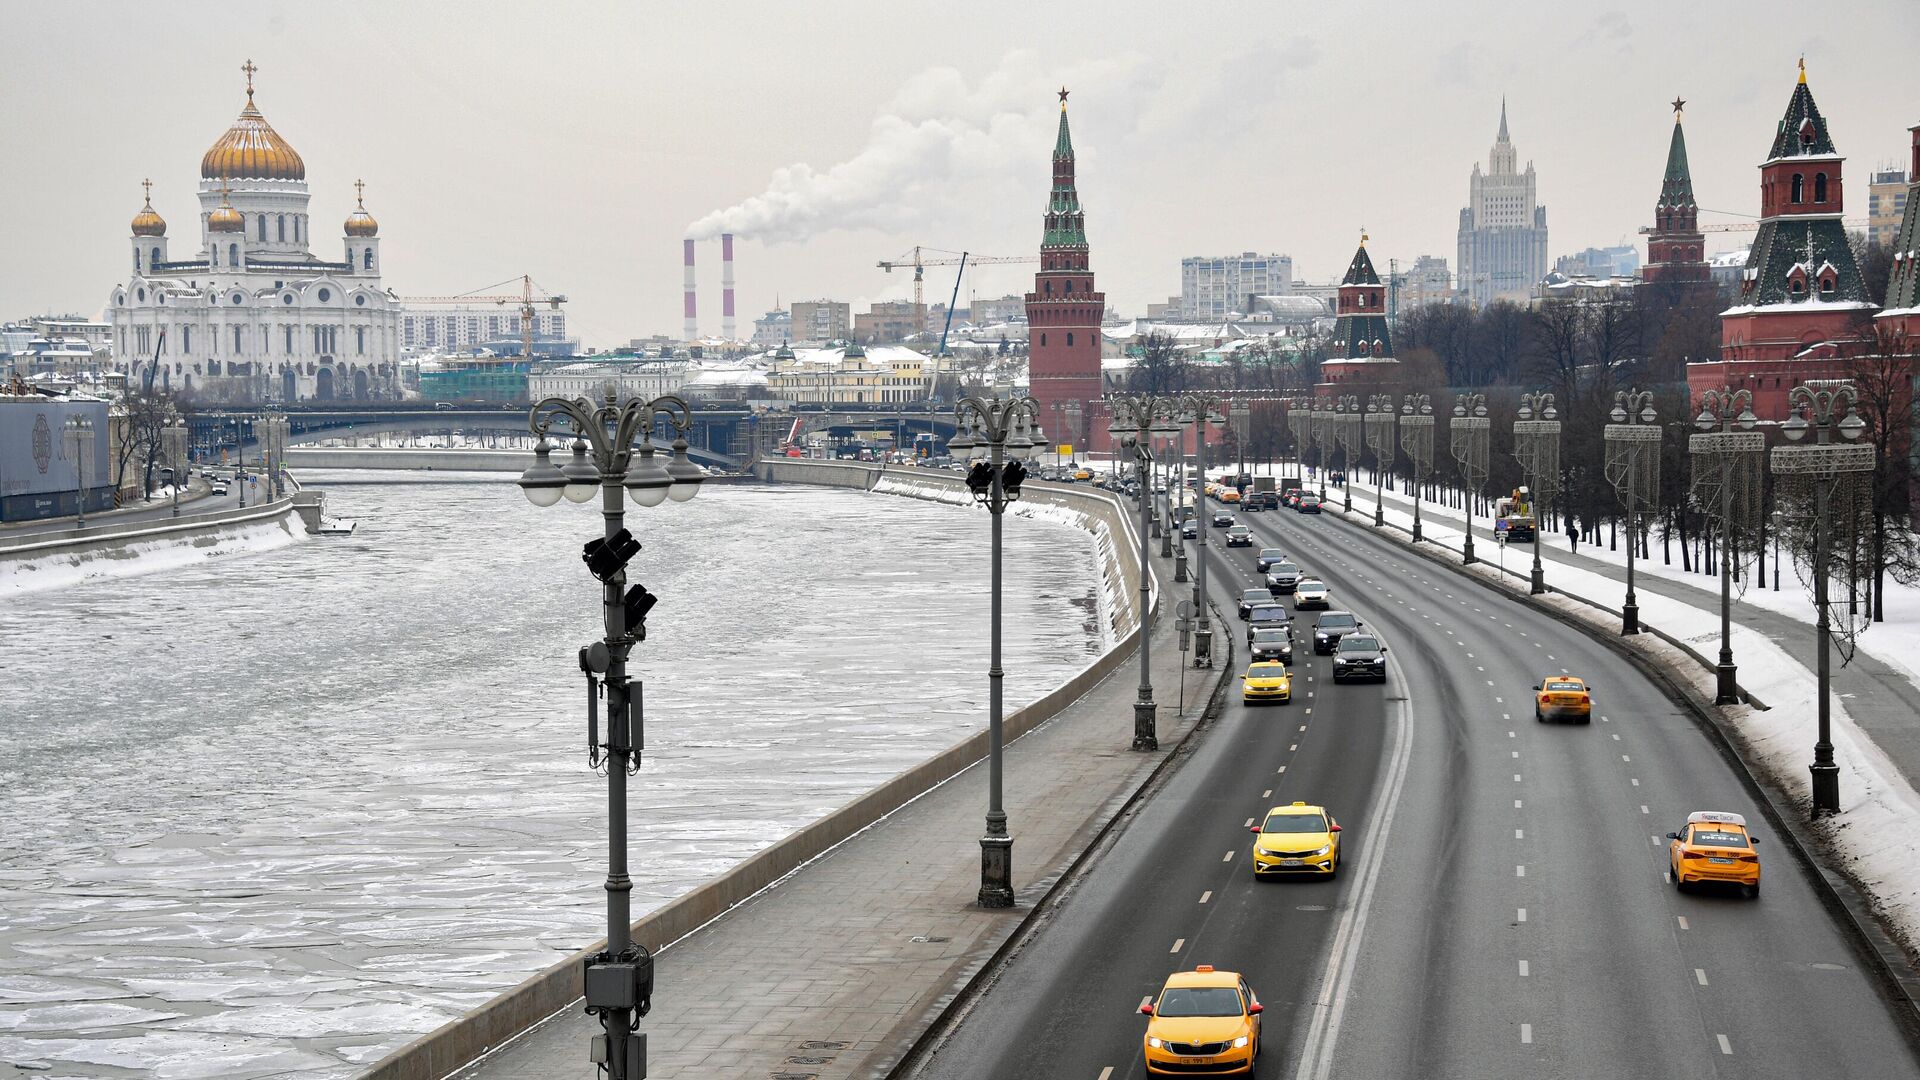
[907,483,1920,1080]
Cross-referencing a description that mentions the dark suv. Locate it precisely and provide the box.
[1250,627,1293,664]
[1247,604,1292,645]
[1312,611,1362,655]
[1331,633,1387,682]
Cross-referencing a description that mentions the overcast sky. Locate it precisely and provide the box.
[4,2,1916,348]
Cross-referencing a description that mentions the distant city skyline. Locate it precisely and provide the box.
[2,2,1916,347]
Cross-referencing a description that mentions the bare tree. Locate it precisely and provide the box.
[1128,331,1193,396]
[1850,318,1920,620]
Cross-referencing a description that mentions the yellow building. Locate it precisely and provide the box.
[763,343,956,405]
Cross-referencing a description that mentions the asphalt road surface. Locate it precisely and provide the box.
[906,488,1920,1080]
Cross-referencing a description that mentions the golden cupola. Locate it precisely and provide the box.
[201,60,306,182]
[208,186,245,233]
[130,179,167,236]
[343,179,378,237]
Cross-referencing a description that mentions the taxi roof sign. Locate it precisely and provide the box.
[1686,811,1747,827]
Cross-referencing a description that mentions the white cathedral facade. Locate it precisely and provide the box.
[109,63,403,402]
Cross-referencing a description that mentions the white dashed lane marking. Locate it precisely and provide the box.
[1518,960,1530,976]
[1199,891,1212,904]
[1717,1034,1733,1056]
[1695,968,1709,986]
[1171,938,1185,953]
[1678,916,1690,930]
[1521,1024,1533,1045]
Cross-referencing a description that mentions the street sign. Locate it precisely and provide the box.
[1057,444,1074,457]
[1176,599,1193,621]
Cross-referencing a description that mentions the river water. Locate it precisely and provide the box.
[0,472,1108,1078]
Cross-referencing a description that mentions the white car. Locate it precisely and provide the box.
[1294,578,1330,610]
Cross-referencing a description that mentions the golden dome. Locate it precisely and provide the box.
[343,179,378,237]
[208,186,245,233]
[200,60,305,181]
[131,178,166,237]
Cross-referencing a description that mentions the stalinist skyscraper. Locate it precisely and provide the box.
[1457,101,1549,307]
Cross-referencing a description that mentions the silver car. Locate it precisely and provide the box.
[1294,578,1330,610]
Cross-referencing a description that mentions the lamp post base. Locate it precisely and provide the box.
[1809,761,1840,814]
[1412,516,1422,543]
[977,835,1014,908]
[1529,566,1545,595]
[1132,699,1158,751]
[1151,517,1162,539]
[1622,602,1640,636]
[1715,661,1740,706]
[1463,535,1476,565]
[1175,552,1189,582]
[1373,506,1384,527]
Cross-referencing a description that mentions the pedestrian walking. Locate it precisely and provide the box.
[1567,515,1579,554]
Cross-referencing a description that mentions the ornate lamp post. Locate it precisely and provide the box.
[1331,395,1360,514]
[1306,399,1328,500]
[947,395,1046,908]
[1176,393,1224,667]
[516,383,705,1079]
[1230,401,1251,480]
[1692,388,1762,704]
[64,414,94,527]
[1604,389,1661,635]
[1363,394,1395,527]
[163,414,190,517]
[1449,393,1490,564]
[1109,394,1182,751]
[1772,384,1872,814]
[1399,394,1434,541]
[1514,392,1562,595]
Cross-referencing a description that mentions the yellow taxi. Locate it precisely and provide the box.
[1667,811,1762,896]
[1249,801,1341,877]
[1140,964,1262,1075]
[1240,662,1293,706]
[1534,675,1593,724]
[1073,466,1093,481]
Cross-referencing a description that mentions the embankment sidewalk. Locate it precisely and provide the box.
[451,568,1224,1079]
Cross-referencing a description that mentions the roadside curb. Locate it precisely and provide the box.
[879,614,1238,1080]
[1315,501,1920,1043]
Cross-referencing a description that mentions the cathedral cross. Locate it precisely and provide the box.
[242,59,258,99]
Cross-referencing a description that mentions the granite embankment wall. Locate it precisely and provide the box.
[0,497,304,595]
[361,461,1156,1080]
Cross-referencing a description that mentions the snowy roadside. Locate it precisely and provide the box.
[1287,482,1920,957]
[0,510,307,598]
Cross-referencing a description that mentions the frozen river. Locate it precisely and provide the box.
[0,472,1109,1078]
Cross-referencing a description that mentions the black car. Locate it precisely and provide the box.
[1298,495,1323,514]
[1332,633,1387,682]
[1239,588,1274,619]
[1212,511,1235,527]
[1247,604,1292,645]
[1255,548,1288,572]
[1250,627,1294,664]
[1312,610,1362,654]
[1225,525,1254,547]
[1181,520,1198,539]
[1265,561,1303,595]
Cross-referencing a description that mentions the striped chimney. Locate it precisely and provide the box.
[682,238,698,341]
[721,233,737,341]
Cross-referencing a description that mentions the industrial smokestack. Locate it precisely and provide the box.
[683,238,698,342]
[721,233,737,341]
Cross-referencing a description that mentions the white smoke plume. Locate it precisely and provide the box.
[687,50,1170,244]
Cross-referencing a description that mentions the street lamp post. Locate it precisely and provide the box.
[1772,384,1872,814]
[1691,388,1762,705]
[1110,394,1183,751]
[515,383,705,1080]
[946,395,1045,909]
[1308,400,1330,500]
[1514,392,1562,595]
[1331,395,1359,514]
[1399,394,1434,541]
[1604,389,1661,635]
[164,415,189,517]
[1178,394,1223,667]
[1449,393,1490,564]
[1230,401,1251,482]
[1363,394,1395,527]
[65,414,94,528]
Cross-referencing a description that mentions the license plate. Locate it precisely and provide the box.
[1281,858,1303,866]
[1708,857,1735,864]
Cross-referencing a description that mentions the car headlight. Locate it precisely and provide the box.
[1232,1036,1250,1049]
[1314,845,1331,856]
[1147,1036,1163,1049]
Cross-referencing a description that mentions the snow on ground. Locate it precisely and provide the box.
[1259,475,1920,952]
[0,511,307,599]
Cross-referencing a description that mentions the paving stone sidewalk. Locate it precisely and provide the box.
[457,579,1221,1080]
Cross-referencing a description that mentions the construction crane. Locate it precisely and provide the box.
[396,275,568,362]
[1638,210,1869,236]
[878,246,1038,314]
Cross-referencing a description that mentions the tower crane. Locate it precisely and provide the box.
[1638,210,1869,236]
[878,246,1038,314]
[396,275,568,362]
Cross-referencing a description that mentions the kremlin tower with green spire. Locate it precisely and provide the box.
[1642,98,1710,296]
[1024,88,1107,452]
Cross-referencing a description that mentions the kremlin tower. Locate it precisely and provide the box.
[1024,89,1107,453]
[1877,124,1920,347]
[1317,233,1398,391]
[1641,99,1710,297]
[1691,60,1875,418]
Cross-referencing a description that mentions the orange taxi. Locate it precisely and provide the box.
[1667,811,1762,896]
[1140,965,1262,1075]
[1534,675,1592,724]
